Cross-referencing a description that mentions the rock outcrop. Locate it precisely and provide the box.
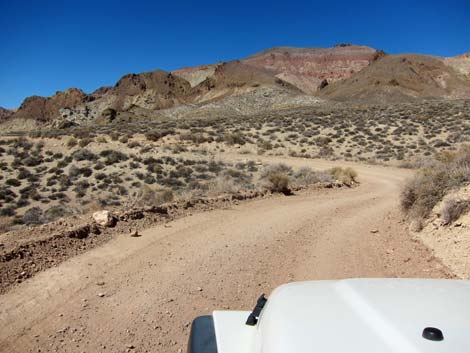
[92,210,116,227]
[12,88,87,122]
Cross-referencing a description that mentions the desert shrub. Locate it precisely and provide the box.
[294,167,320,186]
[93,161,105,170]
[22,207,44,225]
[17,197,30,207]
[21,155,42,167]
[79,137,93,147]
[180,133,211,144]
[43,205,73,222]
[441,198,470,225]
[100,149,128,165]
[96,136,107,143]
[0,217,12,233]
[12,137,33,150]
[224,132,246,145]
[57,156,72,168]
[329,167,358,185]
[109,131,120,141]
[17,169,32,180]
[401,146,470,221]
[129,161,140,169]
[266,173,291,195]
[73,180,90,197]
[30,189,42,201]
[66,137,77,148]
[0,207,16,217]
[5,178,21,187]
[128,141,140,148]
[145,129,173,142]
[0,187,17,203]
[260,163,293,179]
[208,160,223,173]
[257,140,273,150]
[95,172,107,180]
[72,148,96,161]
[206,175,240,195]
[68,165,92,180]
[137,186,174,206]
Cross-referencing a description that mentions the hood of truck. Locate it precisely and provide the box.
[213,278,470,353]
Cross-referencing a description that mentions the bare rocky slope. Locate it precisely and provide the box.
[5,62,301,128]
[173,44,383,94]
[0,107,12,122]
[242,44,383,93]
[318,54,470,103]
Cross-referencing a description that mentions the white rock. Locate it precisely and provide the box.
[92,210,115,227]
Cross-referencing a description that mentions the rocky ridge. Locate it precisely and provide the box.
[2,46,470,129]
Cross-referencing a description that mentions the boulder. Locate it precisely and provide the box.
[92,210,116,227]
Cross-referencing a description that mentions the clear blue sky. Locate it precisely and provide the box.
[1,0,469,108]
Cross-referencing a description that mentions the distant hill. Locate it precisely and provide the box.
[242,44,383,93]
[317,54,470,104]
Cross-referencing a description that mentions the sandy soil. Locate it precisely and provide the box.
[0,157,453,353]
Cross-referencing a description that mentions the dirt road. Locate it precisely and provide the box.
[0,158,452,353]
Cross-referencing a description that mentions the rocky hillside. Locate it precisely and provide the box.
[173,44,382,95]
[5,62,301,127]
[12,88,88,122]
[241,44,383,93]
[444,53,470,79]
[0,107,12,122]
[318,54,470,104]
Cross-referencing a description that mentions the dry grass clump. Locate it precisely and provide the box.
[401,146,470,222]
[136,186,174,207]
[261,163,292,195]
[441,198,470,225]
[329,167,358,185]
[206,175,241,195]
[0,216,12,233]
[267,173,291,195]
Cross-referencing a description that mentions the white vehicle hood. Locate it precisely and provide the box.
[213,278,470,353]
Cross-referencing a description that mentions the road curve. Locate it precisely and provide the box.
[0,157,452,353]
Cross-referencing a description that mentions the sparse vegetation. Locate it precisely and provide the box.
[4,97,469,234]
[441,198,470,225]
[402,146,470,223]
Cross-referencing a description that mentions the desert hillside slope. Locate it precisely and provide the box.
[318,54,470,103]
[242,44,383,93]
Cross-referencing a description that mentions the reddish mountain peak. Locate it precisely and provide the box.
[242,45,382,93]
[13,88,88,122]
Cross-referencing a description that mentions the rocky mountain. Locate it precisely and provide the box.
[3,45,470,128]
[241,44,383,93]
[7,62,301,126]
[12,88,88,122]
[318,54,470,104]
[173,44,383,94]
